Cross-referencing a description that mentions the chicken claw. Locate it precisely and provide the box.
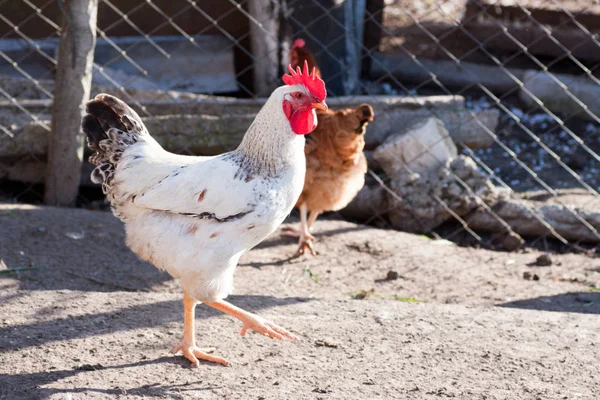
[171,342,229,367]
[282,225,317,256]
[296,238,316,257]
[281,225,314,239]
[207,300,297,342]
[238,313,298,340]
[172,293,229,367]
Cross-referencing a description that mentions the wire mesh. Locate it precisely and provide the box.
[2,0,600,252]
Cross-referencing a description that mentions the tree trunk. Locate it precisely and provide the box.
[44,0,97,206]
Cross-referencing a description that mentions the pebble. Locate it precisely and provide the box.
[535,254,553,267]
[315,339,340,348]
[503,232,524,252]
[523,271,540,281]
[386,270,399,280]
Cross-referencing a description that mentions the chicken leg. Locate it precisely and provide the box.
[171,292,229,367]
[282,203,319,256]
[206,300,297,340]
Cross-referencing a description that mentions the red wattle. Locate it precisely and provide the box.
[289,109,317,135]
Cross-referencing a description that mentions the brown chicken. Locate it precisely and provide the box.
[289,39,321,79]
[283,38,375,255]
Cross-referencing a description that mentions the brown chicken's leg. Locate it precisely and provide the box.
[282,203,319,256]
[206,300,297,340]
[307,210,319,229]
[171,292,229,367]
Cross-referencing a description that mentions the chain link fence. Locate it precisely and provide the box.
[2,0,600,252]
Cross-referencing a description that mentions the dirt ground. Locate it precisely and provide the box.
[1,203,599,399]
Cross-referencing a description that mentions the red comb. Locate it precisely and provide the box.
[282,60,326,102]
[292,38,305,49]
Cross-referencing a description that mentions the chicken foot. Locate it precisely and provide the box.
[282,203,319,256]
[206,300,297,341]
[171,292,229,367]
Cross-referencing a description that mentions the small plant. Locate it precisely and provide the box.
[304,266,319,283]
[347,289,425,303]
[348,288,375,299]
[386,295,425,303]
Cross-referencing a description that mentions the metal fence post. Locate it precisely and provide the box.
[248,0,280,96]
[44,0,98,206]
[285,0,366,96]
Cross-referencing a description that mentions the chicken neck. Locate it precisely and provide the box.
[236,94,305,177]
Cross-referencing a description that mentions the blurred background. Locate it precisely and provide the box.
[2,0,600,253]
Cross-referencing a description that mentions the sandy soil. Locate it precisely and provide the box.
[1,203,599,399]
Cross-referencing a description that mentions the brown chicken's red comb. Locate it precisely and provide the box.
[292,38,305,49]
[282,60,326,102]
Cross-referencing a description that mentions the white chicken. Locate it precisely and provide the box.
[82,62,327,367]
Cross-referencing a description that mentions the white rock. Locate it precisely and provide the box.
[373,117,458,179]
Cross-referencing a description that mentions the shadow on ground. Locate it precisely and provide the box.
[0,356,221,400]
[499,291,600,314]
[0,295,312,352]
[241,219,372,268]
[0,205,172,292]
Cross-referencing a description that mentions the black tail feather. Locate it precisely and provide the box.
[81,114,107,152]
[81,94,148,192]
[81,94,147,161]
[82,94,140,147]
[85,99,126,132]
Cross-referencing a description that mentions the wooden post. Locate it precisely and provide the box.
[44,0,97,206]
[248,0,280,96]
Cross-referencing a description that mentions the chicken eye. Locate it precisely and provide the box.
[295,92,303,99]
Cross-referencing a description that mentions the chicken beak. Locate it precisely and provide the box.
[312,101,328,111]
